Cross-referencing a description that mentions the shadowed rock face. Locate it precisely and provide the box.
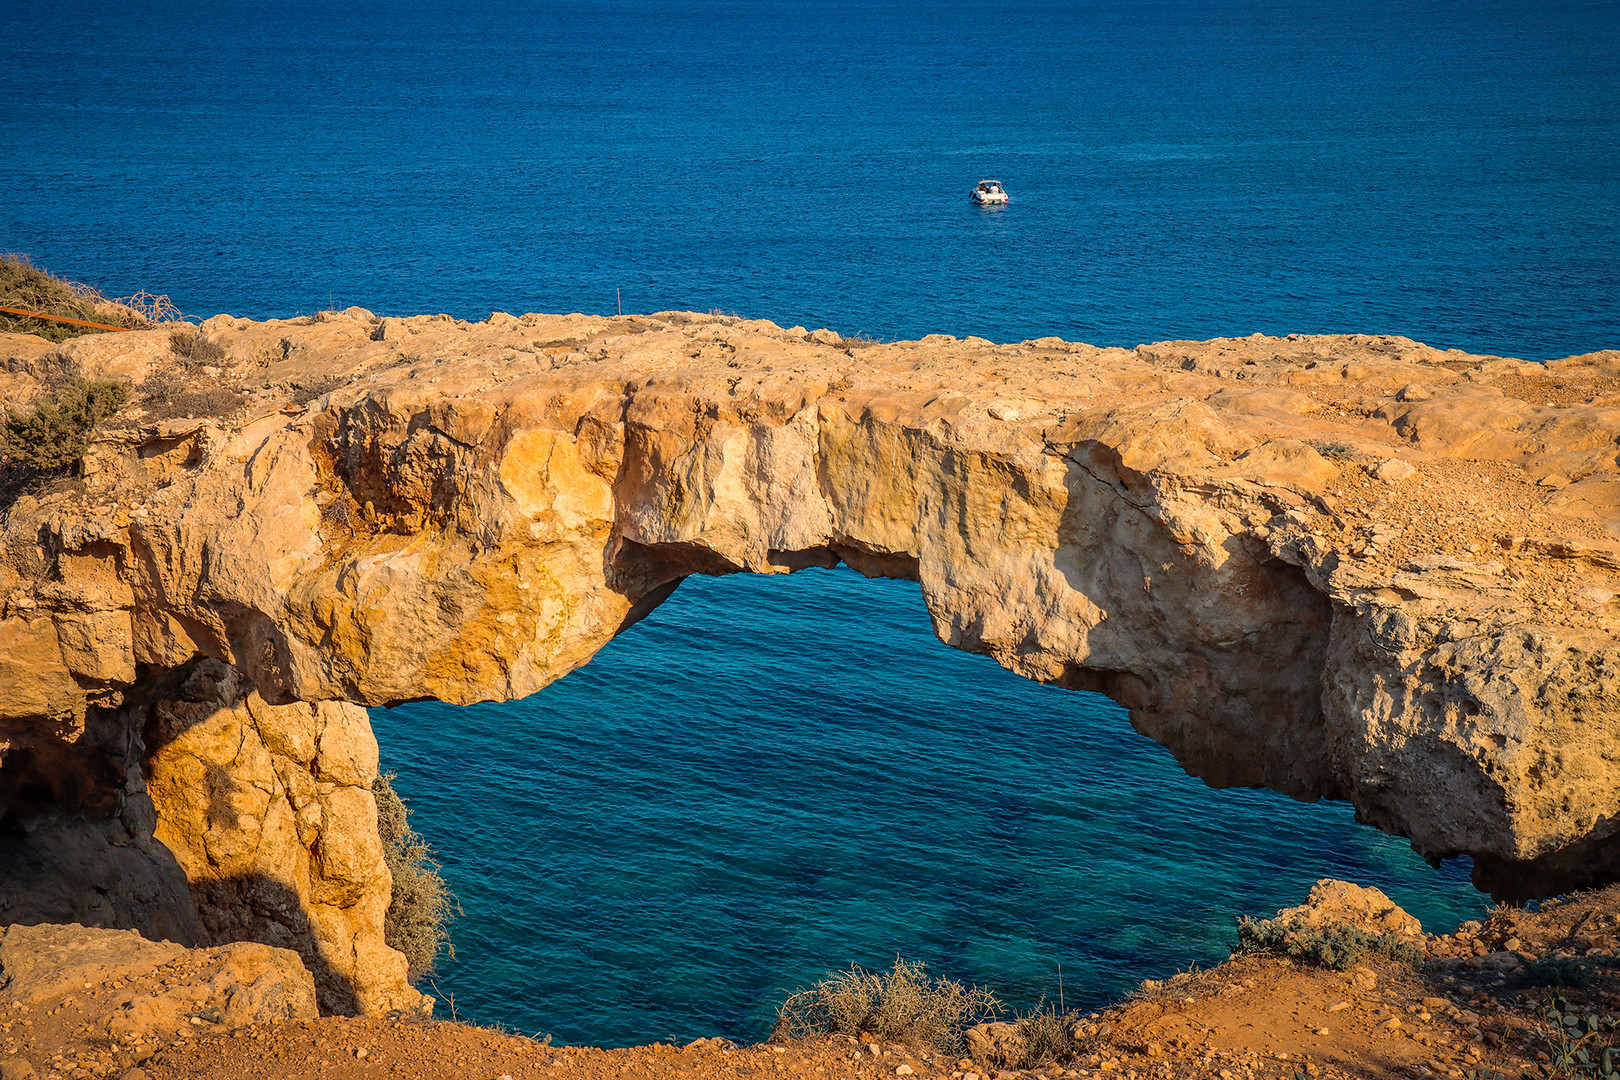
[3,311,1620,1012]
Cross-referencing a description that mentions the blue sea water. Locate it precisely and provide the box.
[5,0,1619,1048]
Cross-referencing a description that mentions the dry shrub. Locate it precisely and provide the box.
[115,289,184,324]
[773,958,1001,1052]
[0,253,177,340]
[1011,1006,1085,1069]
[373,773,457,980]
[289,375,346,407]
[139,373,247,421]
[169,330,227,365]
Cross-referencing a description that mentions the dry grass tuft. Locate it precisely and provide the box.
[773,958,1001,1053]
[374,773,458,980]
[1010,1006,1086,1069]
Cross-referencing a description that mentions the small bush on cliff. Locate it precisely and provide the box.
[772,958,1001,1052]
[1234,916,1422,971]
[2,379,128,472]
[1011,1005,1085,1068]
[1,378,129,509]
[1525,994,1619,1080]
[374,773,457,980]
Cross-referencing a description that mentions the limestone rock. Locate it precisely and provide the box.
[1371,458,1416,482]
[1274,879,1423,942]
[963,1021,1024,1067]
[0,1057,36,1080]
[6,317,1620,1011]
[0,923,316,1044]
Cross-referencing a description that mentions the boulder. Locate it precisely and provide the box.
[963,1021,1024,1067]
[1274,880,1423,942]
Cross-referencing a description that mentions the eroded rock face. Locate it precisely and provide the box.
[3,312,1620,1009]
[136,659,422,1017]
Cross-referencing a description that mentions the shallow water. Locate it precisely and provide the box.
[5,0,1615,1047]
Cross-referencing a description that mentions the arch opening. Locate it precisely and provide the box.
[372,565,1483,1046]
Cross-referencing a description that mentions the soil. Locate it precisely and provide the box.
[8,887,1617,1080]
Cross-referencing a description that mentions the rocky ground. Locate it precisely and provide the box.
[5,883,1616,1080]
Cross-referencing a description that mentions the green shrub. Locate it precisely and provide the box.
[1233,916,1422,971]
[772,958,1002,1052]
[373,773,457,980]
[1,379,128,473]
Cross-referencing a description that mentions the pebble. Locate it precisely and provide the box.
[896,1067,914,1076]
[1327,1001,1351,1013]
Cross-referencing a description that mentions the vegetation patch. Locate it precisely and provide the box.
[1521,954,1620,990]
[0,253,176,341]
[169,329,227,365]
[773,958,1001,1053]
[373,773,458,980]
[1233,916,1423,971]
[0,378,129,508]
[134,331,248,421]
[1527,994,1619,1080]
[289,375,347,407]
[1307,439,1359,461]
[139,374,248,422]
[1010,1006,1085,1068]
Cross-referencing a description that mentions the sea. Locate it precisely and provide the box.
[4,0,1618,1048]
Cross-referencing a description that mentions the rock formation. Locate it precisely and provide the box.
[0,922,317,1073]
[2,310,1619,1013]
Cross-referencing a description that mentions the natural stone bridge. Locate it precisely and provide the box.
[3,311,1618,1015]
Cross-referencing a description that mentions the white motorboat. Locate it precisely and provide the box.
[971,179,1009,205]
